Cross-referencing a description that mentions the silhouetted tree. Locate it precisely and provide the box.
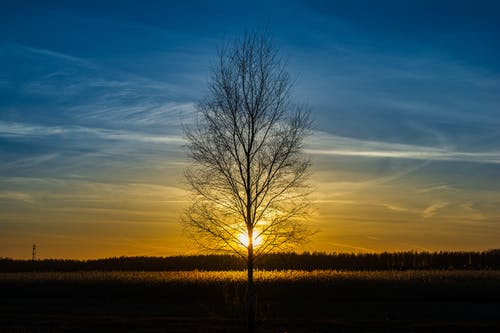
[183,32,312,333]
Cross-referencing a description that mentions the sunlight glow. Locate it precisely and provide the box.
[239,232,262,248]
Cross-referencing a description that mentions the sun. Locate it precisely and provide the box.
[238,232,262,248]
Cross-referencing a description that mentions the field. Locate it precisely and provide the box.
[1,270,500,332]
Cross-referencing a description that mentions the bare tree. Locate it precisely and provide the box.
[183,32,311,333]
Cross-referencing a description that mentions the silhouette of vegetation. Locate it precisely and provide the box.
[1,250,499,272]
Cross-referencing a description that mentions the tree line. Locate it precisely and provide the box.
[1,250,499,272]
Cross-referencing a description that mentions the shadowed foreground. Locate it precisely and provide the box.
[1,270,499,332]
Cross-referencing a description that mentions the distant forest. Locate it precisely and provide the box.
[1,250,500,272]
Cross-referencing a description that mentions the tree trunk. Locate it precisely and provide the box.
[247,243,255,333]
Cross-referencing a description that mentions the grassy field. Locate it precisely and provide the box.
[1,270,499,332]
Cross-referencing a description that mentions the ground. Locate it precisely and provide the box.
[1,271,499,332]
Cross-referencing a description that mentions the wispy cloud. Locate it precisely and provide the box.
[2,44,195,131]
[0,191,35,203]
[0,121,185,144]
[19,45,92,67]
[460,203,486,221]
[72,101,194,127]
[417,184,455,193]
[0,122,67,137]
[327,242,376,253]
[383,204,408,212]
[306,131,500,164]
[1,153,61,169]
[423,201,448,218]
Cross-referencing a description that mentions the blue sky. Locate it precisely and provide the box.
[1,0,500,258]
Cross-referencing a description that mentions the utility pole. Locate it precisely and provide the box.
[32,243,37,261]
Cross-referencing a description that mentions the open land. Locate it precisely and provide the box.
[1,270,499,332]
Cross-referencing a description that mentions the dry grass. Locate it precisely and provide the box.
[1,270,499,332]
[2,269,499,284]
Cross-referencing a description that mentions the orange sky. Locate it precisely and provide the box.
[2,153,499,259]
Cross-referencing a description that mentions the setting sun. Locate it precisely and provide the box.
[238,232,262,248]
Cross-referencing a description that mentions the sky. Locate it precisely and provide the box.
[1,0,500,259]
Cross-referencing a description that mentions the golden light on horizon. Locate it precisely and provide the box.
[239,232,262,248]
